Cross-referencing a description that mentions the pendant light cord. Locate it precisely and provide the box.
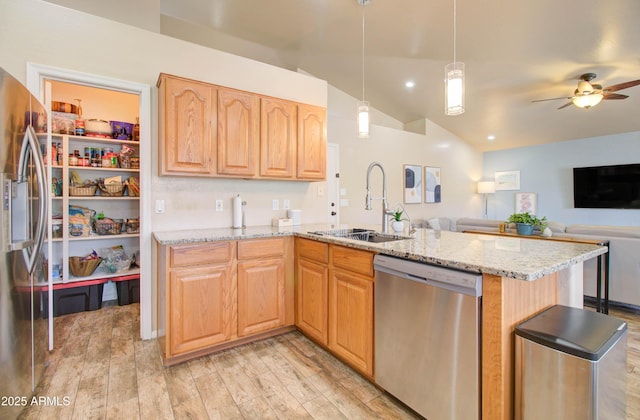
[361,4,365,101]
[453,0,457,64]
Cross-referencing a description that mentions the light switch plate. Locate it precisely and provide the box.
[215,200,223,211]
[155,199,165,213]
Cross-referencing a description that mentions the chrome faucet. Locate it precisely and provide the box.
[365,161,394,232]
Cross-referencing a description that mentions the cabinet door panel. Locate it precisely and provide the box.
[297,104,326,180]
[170,264,232,355]
[160,75,216,175]
[218,88,259,176]
[296,258,328,344]
[260,97,296,178]
[328,268,373,376]
[237,257,285,336]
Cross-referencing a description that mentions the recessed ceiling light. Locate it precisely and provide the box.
[405,81,415,88]
[487,135,496,141]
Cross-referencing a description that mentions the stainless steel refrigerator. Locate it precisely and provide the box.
[0,67,49,420]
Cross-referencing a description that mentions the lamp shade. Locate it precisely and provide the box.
[357,101,370,138]
[477,181,495,194]
[445,62,465,116]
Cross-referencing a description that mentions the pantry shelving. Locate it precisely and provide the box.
[45,132,141,285]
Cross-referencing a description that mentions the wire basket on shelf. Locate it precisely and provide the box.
[69,257,102,277]
[125,219,140,234]
[94,219,123,235]
[69,185,97,196]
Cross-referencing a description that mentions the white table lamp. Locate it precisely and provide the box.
[477,181,495,219]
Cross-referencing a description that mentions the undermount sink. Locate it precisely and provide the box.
[308,228,410,243]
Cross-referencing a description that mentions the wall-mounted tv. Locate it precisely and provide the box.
[573,163,640,209]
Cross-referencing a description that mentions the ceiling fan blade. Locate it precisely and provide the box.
[557,101,574,110]
[602,93,629,100]
[603,80,640,92]
[532,96,573,103]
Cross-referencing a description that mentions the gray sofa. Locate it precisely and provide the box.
[451,217,640,308]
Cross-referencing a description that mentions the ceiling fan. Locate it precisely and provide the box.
[532,73,640,109]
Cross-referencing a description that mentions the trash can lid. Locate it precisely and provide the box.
[515,305,627,361]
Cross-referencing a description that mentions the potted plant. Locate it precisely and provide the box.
[390,208,405,232]
[507,212,547,236]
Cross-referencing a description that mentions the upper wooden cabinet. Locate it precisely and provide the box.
[158,74,216,176]
[297,104,327,180]
[158,73,325,180]
[217,87,260,177]
[260,97,297,178]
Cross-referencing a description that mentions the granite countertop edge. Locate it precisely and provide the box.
[153,225,607,281]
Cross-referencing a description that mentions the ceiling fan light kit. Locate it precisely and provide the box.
[533,72,640,110]
[357,0,371,138]
[572,93,603,109]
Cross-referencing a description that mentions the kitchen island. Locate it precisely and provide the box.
[154,224,606,420]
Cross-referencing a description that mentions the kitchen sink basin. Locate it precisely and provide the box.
[308,228,410,243]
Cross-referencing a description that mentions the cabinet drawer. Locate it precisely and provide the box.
[331,245,374,278]
[296,238,329,263]
[170,242,234,267]
[238,237,285,260]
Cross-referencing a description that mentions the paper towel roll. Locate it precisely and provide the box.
[232,195,242,228]
[288,209,302,225]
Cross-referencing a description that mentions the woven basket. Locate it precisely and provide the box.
[99,183,124,197]
[69,257,102,277]
[69,185,97,196]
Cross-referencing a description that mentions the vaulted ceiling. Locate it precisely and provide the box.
[160,0,640,151]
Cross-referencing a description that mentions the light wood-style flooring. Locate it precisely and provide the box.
[19,303,640,419]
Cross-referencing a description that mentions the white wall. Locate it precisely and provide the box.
[483,131,640,226]
[0,0,328,339]
[327,86,484,226]
[0,0,328,234]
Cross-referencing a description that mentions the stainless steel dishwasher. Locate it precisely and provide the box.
[374,254,482,420]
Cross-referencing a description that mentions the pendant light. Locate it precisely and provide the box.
[445,0,465,116]
[357,0,370,137]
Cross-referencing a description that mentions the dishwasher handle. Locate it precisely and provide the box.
[374,255,482,297]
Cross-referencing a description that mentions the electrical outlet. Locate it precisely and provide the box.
[272,199,279,210]
[317,185,325,196]
[155,199,165,214]
[283,199,290,210]
[215,200,223,211]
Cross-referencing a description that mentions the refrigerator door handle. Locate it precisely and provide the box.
[17,125,47,274]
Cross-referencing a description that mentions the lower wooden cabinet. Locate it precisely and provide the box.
[328,267,374,376]
[295,238,375,377]
[170,263,233,354]
[157,237,294,365]
[237,237,291,337]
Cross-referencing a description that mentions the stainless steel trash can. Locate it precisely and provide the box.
[515,305,627,420]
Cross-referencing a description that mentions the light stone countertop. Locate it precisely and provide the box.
[153,224,607,281]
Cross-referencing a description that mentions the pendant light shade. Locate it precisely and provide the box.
[357,0,370,138]
[358,101,370,138]
[445,0,465,116]
[445,62,465,115]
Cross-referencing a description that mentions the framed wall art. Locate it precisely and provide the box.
[424,166,441,203]
[515,192,537,214]
[494,170,520,191]
[403,164,422,203]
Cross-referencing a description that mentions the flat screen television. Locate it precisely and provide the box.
[573,163,640,209]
